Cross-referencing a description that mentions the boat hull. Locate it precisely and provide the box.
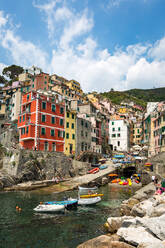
[78,196,101,205]
[80,194,103,198]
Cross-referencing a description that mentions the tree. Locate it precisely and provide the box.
[2,65,24,81]
[0,75,8,85]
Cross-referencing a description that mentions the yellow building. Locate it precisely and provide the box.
[87,93,98,103]
[133,122,142,145]
[0,100,6,120]
[66,80,83,95]
[64,110,76,156]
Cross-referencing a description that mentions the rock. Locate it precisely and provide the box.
[117,226,164,248]
[102,177,108,185]
[131,199,156,217]
[77,235,134,248]
[137,214,165,241]
[150,203,165,217]
[106,216,134,233]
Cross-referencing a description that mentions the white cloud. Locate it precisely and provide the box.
[0,62,7,74]
[148,37,165,61]
[0,11,8,27]
[1,2,165,93]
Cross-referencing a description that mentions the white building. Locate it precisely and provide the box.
[11,89,21,121]
[109,119,129,152]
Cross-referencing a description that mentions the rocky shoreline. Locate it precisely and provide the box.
[77,182,165,248]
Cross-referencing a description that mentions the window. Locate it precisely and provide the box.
[60,119,63,126]
[20,116,21,123]
[85,122,88,128]
[44,81,47,84]
[44,87,46,90]
[81,130,84,136]
[42,102,46,110]
[51,116,55,124]
[44,141,49,151]
[58,130,63,138]
[117,133,120,137]
[60,107,64,114]
[85,132,88,137]
[52,104,56,112]
[72,114,74,119]
[112,134,116,138]
[66,133,69,139]
[23,115,25,121]
[52,142,56,152]
[112,122,114,125]
[118,127,120,131]
[42,115,46,122]
[81,120,84,126]
[32,84,34,88]
[21,128,25,135]
[72,134,75,140]
[26,126,29,134]
[71,123,74,129]
[27,94,29,100]
[41,127,45,135]
[137,129,140,134]
[112,128,115,131]
[66,122,69,128]
[117,141,120,146]
[51,129,55,136]
[67,112,70,118]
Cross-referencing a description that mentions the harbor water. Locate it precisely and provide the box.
[0,185,137,248]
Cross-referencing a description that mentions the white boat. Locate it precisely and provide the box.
[34,204,65,213]
[78,186,98,194]
[78,196,101,205]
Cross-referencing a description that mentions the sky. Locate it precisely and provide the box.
[0,0,165,92]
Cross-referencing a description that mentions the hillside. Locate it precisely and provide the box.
[100,87,165,107]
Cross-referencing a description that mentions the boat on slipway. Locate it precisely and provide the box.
[78,186,98,192]
[34,199,78,213]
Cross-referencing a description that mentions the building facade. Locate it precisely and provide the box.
[109,119,129,152]
[64,109,76,156]
[18,91,65,152]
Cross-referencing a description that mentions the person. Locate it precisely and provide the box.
[152,175,155,183]
[154,177,158,185]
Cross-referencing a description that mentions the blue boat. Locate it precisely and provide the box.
[45,199,78,210]
[99,165,108,170]
[114,154,125,158]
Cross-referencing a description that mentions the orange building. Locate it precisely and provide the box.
[31,73,49,91]
[18,91,65,152]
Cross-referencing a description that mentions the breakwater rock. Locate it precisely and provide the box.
[103,186,165,248]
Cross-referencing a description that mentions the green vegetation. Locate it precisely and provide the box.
[100,87,165,108]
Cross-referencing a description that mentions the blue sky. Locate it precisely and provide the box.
[0,0,165,92]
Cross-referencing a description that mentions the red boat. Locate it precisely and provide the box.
[88,168,99,174]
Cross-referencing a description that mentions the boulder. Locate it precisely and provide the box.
[137,214,165,241]
[131,199,156,217]
[102,177,108,185]
[106,216,134,233]
[77,235,134,248]
[150,203,165,217]
[117,226,164,248]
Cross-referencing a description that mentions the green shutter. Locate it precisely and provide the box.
[42,115,46,122]
[51,129,55,136]
[41,127,45,135]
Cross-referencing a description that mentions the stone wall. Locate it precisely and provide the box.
[150,152,165,177]
[1,149,90,185]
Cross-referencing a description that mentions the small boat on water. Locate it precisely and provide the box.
[34,199,78,212]
[78,196,101,205]
[80,193,104,198]
[78,186,98,192]
[99,165,108,170]
[88,168,99,174]
[34,204,65,213]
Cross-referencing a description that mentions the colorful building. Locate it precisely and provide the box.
[31,73,49,91]
[66,80,83,96]
[64,108,76,156]
[18,91,65,152]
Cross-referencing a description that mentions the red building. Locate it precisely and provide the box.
[31,72,49,91]
[18,91,65,152]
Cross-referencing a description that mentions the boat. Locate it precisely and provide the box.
[80,193,103,198]
[99,165,108,170]
[88,168,99,174]
[91,164,100,167]
[99,159,106,164]
[34,198,78,212]
[34,204,65,213]
[111,178,121,183]
[78,186,98,192]
[78,196,101,205]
